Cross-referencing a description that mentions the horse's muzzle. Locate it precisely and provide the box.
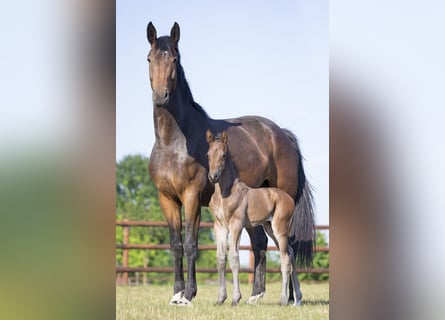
[152,88,169,107]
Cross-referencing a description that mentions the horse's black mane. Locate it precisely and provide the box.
[177,63,209,119]
[156,36,209,119]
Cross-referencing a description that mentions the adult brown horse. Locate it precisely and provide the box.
[146,22,315,306]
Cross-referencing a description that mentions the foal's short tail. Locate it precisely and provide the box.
[283,129,316,268]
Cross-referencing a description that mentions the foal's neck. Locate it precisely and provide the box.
[217,154,242,197]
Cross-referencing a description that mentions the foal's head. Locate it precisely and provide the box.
[206,130,229,184]
[146,22,180,107]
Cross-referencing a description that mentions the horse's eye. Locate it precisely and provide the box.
[222,154,226,159]
[173,58,177,64]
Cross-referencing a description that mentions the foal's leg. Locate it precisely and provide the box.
[159,193,185,305]
[245,226,267,304]
[264,222,291,306]
[228,221,243,306]
[278,241,292,306]
[214,222,229,305]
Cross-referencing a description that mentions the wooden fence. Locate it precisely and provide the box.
[116,219,329,284]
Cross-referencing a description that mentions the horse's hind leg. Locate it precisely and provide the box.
[159,194,185,305]
[245,226,267,304]
[288,245,302,306]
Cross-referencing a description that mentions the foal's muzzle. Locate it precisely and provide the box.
[152,88,169,107]
[208,171,220,184]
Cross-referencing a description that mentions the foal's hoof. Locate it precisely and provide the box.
[169,291,192,306]
[280,297,289,306]
[246,292,264,305]
[231,294,242,306]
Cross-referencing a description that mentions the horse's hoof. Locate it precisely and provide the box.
[231,301,239,307]
[246,292,264,305]
[289,293,302,305]
[293,299,301,306]
[169,290,185,305]
[174,296,193,307]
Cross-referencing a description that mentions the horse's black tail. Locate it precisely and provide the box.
[283,129,316,268]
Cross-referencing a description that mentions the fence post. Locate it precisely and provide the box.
[143,256,148,285]
[123,218,129,284]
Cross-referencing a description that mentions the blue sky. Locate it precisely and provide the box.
[116,1,329,257]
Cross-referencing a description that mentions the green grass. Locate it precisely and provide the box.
[116,282,329,320]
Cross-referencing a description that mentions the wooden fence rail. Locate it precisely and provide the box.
[116,219,329,284]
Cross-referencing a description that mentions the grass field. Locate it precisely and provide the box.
[116,282,329,320]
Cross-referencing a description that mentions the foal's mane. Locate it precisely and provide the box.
[213,133,240,177]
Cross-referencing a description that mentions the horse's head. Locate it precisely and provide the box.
[206,130,229,184]
[146,22,180,107]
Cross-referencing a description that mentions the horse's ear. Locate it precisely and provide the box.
[170,22,180,44]
[206,129,214,144]
[147,22,157,45]
[221,131,228,144]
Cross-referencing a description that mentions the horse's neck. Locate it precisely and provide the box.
[153,106,185,147]
[153,74,207,148]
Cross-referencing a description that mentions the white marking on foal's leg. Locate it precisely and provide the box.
[246,292,264,305]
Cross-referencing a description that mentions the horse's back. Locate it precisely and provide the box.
[224,116,299,198]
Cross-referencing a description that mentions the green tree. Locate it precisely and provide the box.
[116,154,161,221]
[299,230,329,281]
[116,155,171,277]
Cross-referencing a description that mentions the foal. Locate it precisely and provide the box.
[206,130,301,306]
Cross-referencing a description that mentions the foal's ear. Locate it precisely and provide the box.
[221,131,228,144]
[170,22,180,44]
[147,22,157,45]
[206,129,214,143]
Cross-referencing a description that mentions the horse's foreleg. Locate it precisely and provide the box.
[246,226,268,304]
[182,191,201,303]
[228,222,243,306]
[214,222,228,305]
[159,194,184,305]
